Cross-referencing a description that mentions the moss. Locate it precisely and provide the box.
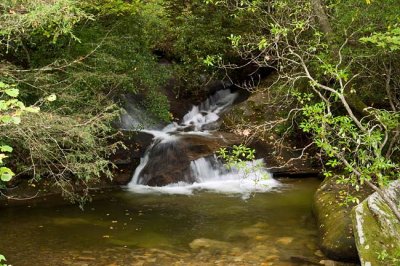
[313,176,373,261]
[352,183,400,266]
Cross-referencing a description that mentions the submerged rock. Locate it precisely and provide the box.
[313,175,373,261]
[352,180,400,266]
[318,259,359,266]
[276,237,294,245]
[189,238,233,253]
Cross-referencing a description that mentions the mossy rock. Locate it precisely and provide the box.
[352,180,400,266]
[313,176,373,261]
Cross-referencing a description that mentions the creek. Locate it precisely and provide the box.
[0,178,323,265]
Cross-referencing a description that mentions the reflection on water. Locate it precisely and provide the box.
[0,178,325,265]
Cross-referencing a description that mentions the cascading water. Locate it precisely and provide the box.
[128,89,279,197]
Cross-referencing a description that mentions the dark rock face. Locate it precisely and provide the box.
[352,180,400,266]
[137,140,195,186]
[135,132,241,186]
[313,176,373,261]
[109,131,153,185]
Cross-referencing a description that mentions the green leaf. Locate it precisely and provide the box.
[46,94,57,102]
[1,115,12,124]
[11,116,21,125]
[0,167,14,182]
[25,106,40,113]
[0,145,13,153]
[4,88,19,97]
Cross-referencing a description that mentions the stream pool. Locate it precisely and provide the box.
[0,178,325,266]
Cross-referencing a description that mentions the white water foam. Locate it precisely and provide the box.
[129,158,280,199]
[127,88,280,196]
[129,157,280,198]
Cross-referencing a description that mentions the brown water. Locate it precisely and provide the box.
[0,178,325,266]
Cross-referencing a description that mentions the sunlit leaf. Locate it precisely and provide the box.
[46,94,57,102]
[0,167,14,182]
[0,145,13,153]
[4,88,19,97]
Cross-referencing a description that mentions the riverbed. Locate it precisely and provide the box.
[0,178,324,266]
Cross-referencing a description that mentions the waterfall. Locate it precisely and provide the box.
[127,88,280,197]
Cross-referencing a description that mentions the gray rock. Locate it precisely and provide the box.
[189,238,233,253]
[352,180,400,266]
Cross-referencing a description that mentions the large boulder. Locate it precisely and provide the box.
[135,132,240,186]
[352,180,400,266]
[313,176,373,261]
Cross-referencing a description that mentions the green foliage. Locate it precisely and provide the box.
[300,100,399,204]
[23,6,173,120]
[0,0,176,202]
[376,248,400,265]
[217,144,256,168]
[0,254,10,266]
[1,108,120,201]
[162,0,252,93]
[80,0,141,16]
[217,144,269,180]
[0,81,39,186]
[0,78,119,202]
[0,0,92,48]
[211,0,400,209]
[360,25,400,51]
[144,89,171,122]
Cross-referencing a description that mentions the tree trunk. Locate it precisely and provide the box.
[310,0,370,116]
[310,0,333,37]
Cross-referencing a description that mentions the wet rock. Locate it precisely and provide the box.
[116,93,166,131]
[109,131,153,185]
[313,175,373,261]
[290,256,321,265]
[264,255,280,262]
[352,180,400,266]
[233,256,244,262]
[189,238,233,253]
[240,227,265,238]
[314,250,324,257]
[135,131,240,186]
[136,138,195,186]
[230,247,242,256]
[253,222,269,228]
[252,245,278,257]
[181,131,241,161]
[276,237,294,245]
[319,260,359,266]
[255,235,268,241]
[76,256,96,261]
